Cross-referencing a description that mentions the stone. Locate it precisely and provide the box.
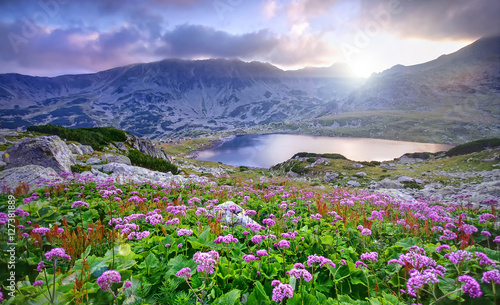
[126,134,171,161]
[101,154,131,165]
[380,163,396,170]
[68,143,83,155]
[371,178,404,189]
[0,129,18,137]
[0,165,59,193]
[356,172,367,177]
[351,163,364,168]
[347,180,361,187]
[116,142,129,153]
[0,160,5,167]
[86,157,101,165]
[78,144,94,155]
[397,176,415,183]
[5,136,75,172]
[99,162,186,185]
[215,201,259,227]
[324,172,339,182]
[0,136,6,144]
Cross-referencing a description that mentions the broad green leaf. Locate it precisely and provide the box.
[215,289,241,305]
[438,277,464,302]
[320,235,334,245]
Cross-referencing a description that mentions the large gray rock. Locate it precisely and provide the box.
[78,144,94,155]
[100,162,183,185]
[370,178,404,189]
[0,129,18,137]
[5,136,75,172]
[0,165,58,193]
[126,134,171,161]
[68,143,83,156]
[0,136,6,144]
[215,201,259,227]
[324,172,339,182]
[116,142,128,153]
[101,154,131,165]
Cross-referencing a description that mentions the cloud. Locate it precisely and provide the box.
[157,24,278,58]
[357,0,500,40]
[263,0,278,19]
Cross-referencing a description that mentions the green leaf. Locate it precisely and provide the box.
[145,253,160,269]
[395,237,420,250]
[215,289,241,305]
[303,293,319,305]
[438,277,464,302]
[320,235,334,245]
[247,282,271,305]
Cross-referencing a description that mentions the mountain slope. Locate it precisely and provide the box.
[0,59,361,137]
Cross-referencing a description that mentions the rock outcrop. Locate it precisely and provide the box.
[126,134,171,161]
[5,136,75,172]
[101,154,131,165]
[0,165,58,192]
[215,201,259,227]
[68,143,83,155]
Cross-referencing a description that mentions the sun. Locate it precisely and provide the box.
[348,55,380,78]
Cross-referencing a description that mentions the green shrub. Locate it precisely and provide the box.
[27,124,128,150]
[71,164,92,173]
[446,138,500,157]
[292,152,347,160]
[128,150,179,174]
[239,166,249,172]
[402,181,423,190]
[291,163,309,174]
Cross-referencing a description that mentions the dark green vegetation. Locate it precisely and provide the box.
[446,138,500,157]
[292,152,347,160]
[70,164,92,173]
[128,150,180,175]
[27,124,128,150]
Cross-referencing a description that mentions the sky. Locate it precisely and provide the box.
[0,0,499,77]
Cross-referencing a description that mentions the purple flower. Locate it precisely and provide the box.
[458,275,482,298]
[288,268,313,282]
[33,280,44,287]
[439,230,457,240]
[276,240,290,249]
[97,270,121,292]
[177,229,193,237]
[44,248,71,262]
[71,200,89,209]
[177,243,183,248]
[482,269,500,285]
[360,252,378,262]
[193,250,219,274]
[355,261,368,269]
[481,230,492,237]
[406,267,444,297]
[271,282,293,303]
[436,244,450,252]
[475,252,496,266]
[251,235,263,244]
[242,254,258,263]
[256,249,268,257]
[494,236,500,243]
[123,281,132,289]
[245,209,257,216]
[262,218,276,227]
[37,261,45,272]
[176,267,192,279]
[32,227,50,235]
[307,254,335,268]
[360,228,372,236]
[444,250,472,264]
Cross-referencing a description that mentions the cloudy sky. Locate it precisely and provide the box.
[1,0,499,77]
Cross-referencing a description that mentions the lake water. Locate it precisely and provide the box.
[195,134,453,168]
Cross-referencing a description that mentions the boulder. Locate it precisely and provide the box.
[0,165,58,193]
[126,134,171,161]
[86,157,101,165]
[116,142,129,153]
[324,172,339,182]
[101,154,131,165]
[356,172,367,177]
[68,143,83,155]
[370,178,404,189]
[100,162,185,185]
[215,201,259,226]
[0,129,18,137]
[397,176,415,183]
[5,136,75,172]
[0,136,6,144]
[78,144,94,155]
[347,180,361,187]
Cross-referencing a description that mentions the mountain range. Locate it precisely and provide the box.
[1,35,499,143]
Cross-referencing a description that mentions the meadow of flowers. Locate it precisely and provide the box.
[0,173,499,304]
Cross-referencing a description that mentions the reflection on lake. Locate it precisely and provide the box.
[195,134,453,168]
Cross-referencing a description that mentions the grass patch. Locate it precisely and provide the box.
[27,124,128,150]
[128,150,180,174]
[445,138,500,157]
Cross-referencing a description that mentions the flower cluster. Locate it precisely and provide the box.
[71,200,89,209]
[288,266,312,282]
[307,254,335,268]
[406,266,445,297]
[360,252,378,262]
[177,229,193,237]
[193,250,219,274]
[176,267,192,279]
[96,270,121,292]
[482,269,500,284]
[242,254,258,263]
[44,248,71,262]
[214,234,238,244]
[444,250,473,264]
[458,275,482,298]
[271,280,293,303]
